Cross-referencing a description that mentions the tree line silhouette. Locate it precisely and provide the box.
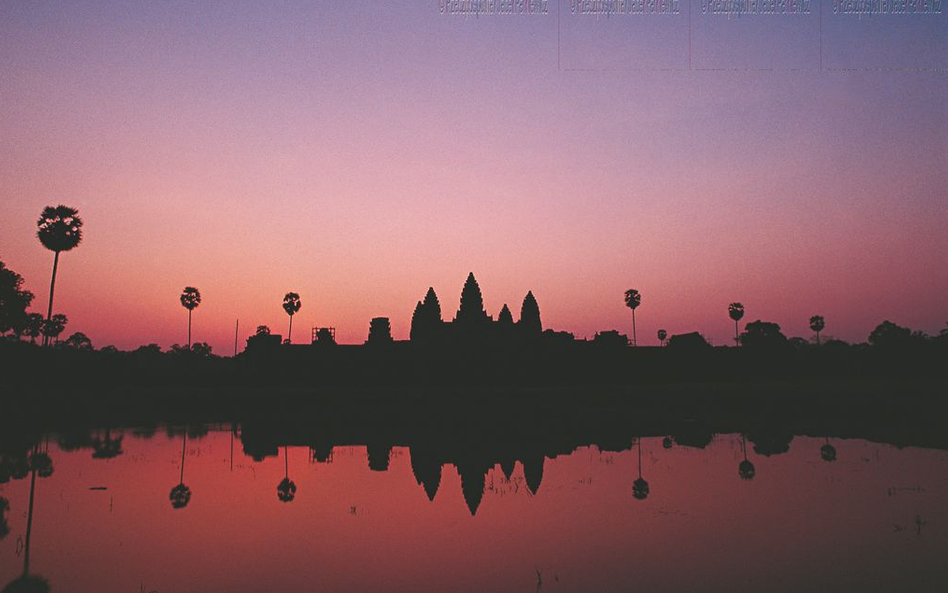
[1,205,947,389]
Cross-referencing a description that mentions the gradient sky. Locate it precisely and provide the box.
[1,1,946,351]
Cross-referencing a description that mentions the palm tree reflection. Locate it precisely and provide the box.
[91,429,124,460]
[632,438,650,500]
[738,435,756,480]
[169,432,192,509]
[2,445,50,593]
[820,438,837,462]
[277,446,297,503]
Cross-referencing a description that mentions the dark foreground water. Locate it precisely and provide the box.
[1,427,947,593]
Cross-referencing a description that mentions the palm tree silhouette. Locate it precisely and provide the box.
[179,287,201,349]
[728,302,745,345]
[277,446,297,503]
[23,314,43,345]
[738,435,756,480]
[91,428,124,459]
[36,205,82,347]
[282,292,301,344]
[809,315,825,346]
[632,437,649,500]
[40,314,67,345]
[169,432,191,509]
[624,289,642,347]
[657,329,667,346]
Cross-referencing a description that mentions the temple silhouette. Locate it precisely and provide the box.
[410,272,543,347]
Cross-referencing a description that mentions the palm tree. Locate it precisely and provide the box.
[179,287,201,348]
[36,206,83,346]
[23,313,44,345]
[657,329,667,346]
[624,289,642,347]
[282,292,301,344]
[809,315,825,346]
[40,314,67,345]
[728,302,745,345]
[169,432,191,509]
[277,446,297,503]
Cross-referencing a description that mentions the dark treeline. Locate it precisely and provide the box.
[1,326,946,389]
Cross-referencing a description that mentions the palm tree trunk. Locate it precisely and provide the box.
[734,319,739,346]
[631,310,636,347]
[817,331,821,346]
[284,446,289,479]
[24,445,38,576]
[637,438,642,478]
[180,432,188,484]
[43,251,60,346]
[187,309,192,349]
[288,315,293,344]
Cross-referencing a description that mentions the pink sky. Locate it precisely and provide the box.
[1,1,946,351]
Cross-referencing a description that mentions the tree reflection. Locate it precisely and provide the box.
[738,435,756,480]
[29,452,53,479]
[91,428,124,460]
[277,446,297,503]
[0,497,8,540]
[169,432,191,509]
[2,445,50,593]
[820,438,837,462]
[632,437,650,500]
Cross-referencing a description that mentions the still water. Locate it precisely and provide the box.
[1,427,946,592]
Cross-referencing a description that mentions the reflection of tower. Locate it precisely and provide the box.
[632,438,650,500]
[169,432,192,509]
[522,455,545,496]
[738,435,756,480]
[367,443,392,472]
[312,441,333,464]
[457,462,487,516]
[499,457,517,481]
[409,447,442,502]
[820,438,837,462]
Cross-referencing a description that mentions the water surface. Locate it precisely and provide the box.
[1,428,946,592]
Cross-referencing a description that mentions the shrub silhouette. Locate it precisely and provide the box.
[739,320,788,349]
[62,332,92,350]
[0,260,34,337]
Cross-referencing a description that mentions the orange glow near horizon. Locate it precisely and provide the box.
[1,1,946,352]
